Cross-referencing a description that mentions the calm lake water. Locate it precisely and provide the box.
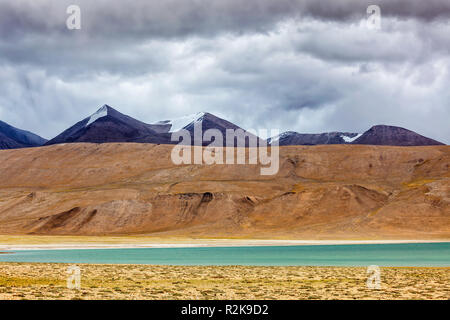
[1,242,449,266]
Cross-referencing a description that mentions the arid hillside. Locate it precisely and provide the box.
[0,143,448,239]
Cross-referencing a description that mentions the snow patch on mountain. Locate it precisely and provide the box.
[341,133,362,143]
[86,105,108,127]
[267,131,295,144]
[153,112,205,133]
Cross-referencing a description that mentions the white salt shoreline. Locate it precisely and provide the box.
[1,239,449,251]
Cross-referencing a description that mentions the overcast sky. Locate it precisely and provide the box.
[0,0,449,143]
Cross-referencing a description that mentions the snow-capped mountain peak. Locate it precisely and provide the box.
[267,131,363,145]
[153,112,205,133]
[85,105,109,127]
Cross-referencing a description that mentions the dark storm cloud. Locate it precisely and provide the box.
[0,35,171,78]
[1,0,450,40]
[0,0,299,39]
[293,19,450,65]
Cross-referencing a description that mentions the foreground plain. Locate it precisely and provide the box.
[0,262,448,300]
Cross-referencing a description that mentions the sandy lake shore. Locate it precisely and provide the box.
[1,235,449,251]
[0,262,448,300]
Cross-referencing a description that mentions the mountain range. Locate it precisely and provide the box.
[0,104,445,149]
[270,125,444,146]
[0,120,47,149]
[267,131,362,145]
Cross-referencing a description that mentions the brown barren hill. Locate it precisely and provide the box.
[0,143,448,239]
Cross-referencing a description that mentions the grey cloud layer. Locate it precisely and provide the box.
[0,0,449,144]
[2,0,450,38]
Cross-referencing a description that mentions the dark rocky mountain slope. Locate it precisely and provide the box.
[0,120,47,149]
[352,125,444,146]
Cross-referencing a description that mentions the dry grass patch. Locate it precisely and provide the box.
[0,263,448,300]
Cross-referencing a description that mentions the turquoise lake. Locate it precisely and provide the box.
[0,242,449,266]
